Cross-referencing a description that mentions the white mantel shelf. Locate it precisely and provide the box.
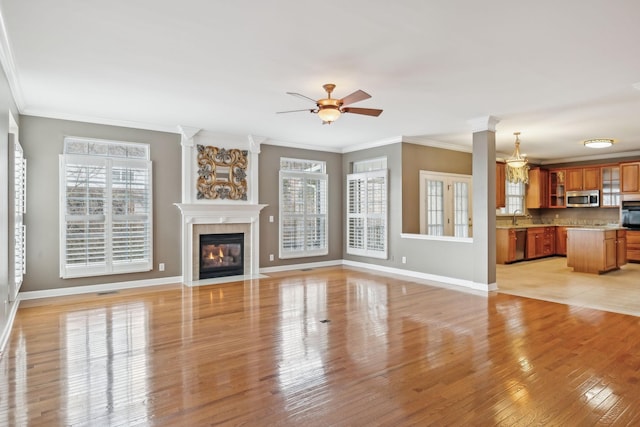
[174,203,268,223]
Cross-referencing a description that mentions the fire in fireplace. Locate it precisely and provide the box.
[199,233,244,279]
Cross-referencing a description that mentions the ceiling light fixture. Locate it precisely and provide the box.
[506,132,528,168]
[317,106,341,123]
[584,138,614,149]
[505,132,530,184]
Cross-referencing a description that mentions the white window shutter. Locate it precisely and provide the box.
[347,170,388,259]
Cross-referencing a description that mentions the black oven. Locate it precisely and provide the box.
[621,200,640,229]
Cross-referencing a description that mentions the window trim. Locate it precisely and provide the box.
[278,159,329,259]
[59,138,153,279]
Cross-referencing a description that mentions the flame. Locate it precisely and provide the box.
[208,251,214,260]
[218,247,224,258]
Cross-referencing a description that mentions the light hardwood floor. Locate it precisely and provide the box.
[2,266,640,425]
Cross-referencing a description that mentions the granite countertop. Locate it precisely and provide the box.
[497,224,624,230]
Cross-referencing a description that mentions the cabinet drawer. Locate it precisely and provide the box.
[627,249,640,262]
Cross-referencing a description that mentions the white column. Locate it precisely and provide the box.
[177,125,201,204]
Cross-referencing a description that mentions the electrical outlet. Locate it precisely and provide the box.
[269,215,274,223]
[269,254,274,261]
[402,256,407,264]
[159,263,165,271]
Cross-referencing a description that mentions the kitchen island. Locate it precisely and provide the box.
[567,227,627,274]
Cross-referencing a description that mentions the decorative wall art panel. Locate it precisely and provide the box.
[197,145,248,200]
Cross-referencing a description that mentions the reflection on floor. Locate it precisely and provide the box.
[497,257,640,317]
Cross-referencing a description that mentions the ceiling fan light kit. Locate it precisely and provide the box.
[278,83,383,124]
[584,138,614,148]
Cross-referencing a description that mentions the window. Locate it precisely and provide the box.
[419,171,472,237]
[279,158,328,259]
[504,181,525,214]
[347,160,388,259]
[60,137,152,278]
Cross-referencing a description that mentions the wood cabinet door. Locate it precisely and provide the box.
[583,167,600,190]
[555,226,568,255]
[526,228,544,259]
[604,238,617,271]
[566,168,584,191]
[617,237,627,266]
[621,163,640,193]
[526,168,548,209]
[496,162,506,208]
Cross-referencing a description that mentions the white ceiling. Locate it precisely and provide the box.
[2,0,640,162]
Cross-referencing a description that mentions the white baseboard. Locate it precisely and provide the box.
[19,276,183,301]
[0,296,21,355]
[342,260,495,294]
[259,259,343,274]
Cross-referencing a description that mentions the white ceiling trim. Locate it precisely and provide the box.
[341,135,403,154]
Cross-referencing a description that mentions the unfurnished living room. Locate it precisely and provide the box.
[2,2,640,426]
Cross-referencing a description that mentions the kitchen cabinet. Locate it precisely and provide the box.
[567,228,626,273]
[556,226,568,256]
[496,228,516,264]
[526,167,548,209]
[566,167,600,191]
[626,230,640,262]
[526,226,555,259]
[496,162,506,208]
[617,229,627,266]
[601,165,621,207]
[620,162,640,193]
[549,169,566,208]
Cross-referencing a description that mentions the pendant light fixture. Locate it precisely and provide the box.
[505,132,530,184]
[506,132,528,168]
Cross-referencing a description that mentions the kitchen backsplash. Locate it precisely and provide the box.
[497,207,621,227]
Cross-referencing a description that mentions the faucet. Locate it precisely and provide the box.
[512,209,522,226]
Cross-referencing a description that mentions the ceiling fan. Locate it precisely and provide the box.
[277,83,383,124]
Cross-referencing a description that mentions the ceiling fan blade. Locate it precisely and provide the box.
[276,109,316,114]
[286,92,318,104]
[342,107,383,117]
[340,90,371,106]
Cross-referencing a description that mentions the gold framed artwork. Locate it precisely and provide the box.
[196,145,248,200]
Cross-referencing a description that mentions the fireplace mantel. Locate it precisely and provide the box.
[175,203,267,224]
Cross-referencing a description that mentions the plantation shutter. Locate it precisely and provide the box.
[60,139,152,278]
[346,169,388,258]
[279,167,328,259]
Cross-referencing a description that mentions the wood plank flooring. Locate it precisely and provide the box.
[2,266,640,426]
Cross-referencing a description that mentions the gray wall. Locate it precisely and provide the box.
[401,143,472,233]
[343,142,474,282]
[19,116,182,292]
[259,144,343,267]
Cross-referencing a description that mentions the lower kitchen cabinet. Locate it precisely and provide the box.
[567,228,626,273]
[556,226,568,256]
[526,226,555,259]
[627,230,640,262]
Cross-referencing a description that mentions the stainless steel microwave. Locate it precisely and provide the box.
[566,190,599,207]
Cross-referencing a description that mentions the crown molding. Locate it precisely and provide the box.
[262,138,343,153]
[21,107,180,134]
[341,135,403,153]
[468,115,500,133]
[403,136,472,153]
[0,5,25,110]
[538,149,640,165]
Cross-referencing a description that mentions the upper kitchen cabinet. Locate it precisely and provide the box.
[620,162,640,193]
[601,165,621,207]
[549,169,566,208]
[496,162,506,208]
[566,167,600,191]
[526,167,548,209]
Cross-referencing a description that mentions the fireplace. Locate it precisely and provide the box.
[199,233,244,279]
